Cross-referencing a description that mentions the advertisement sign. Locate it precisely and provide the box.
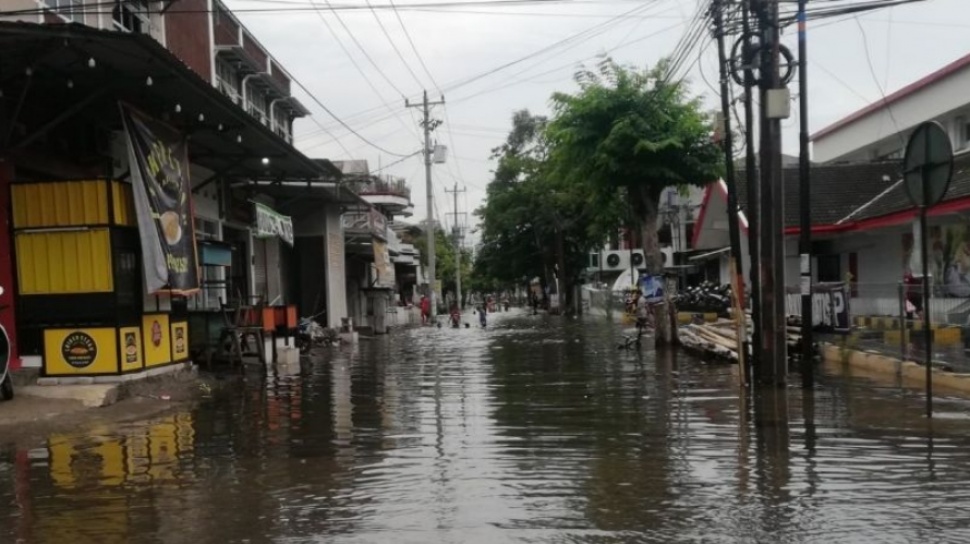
[254,203,294,246]
[43,328,119,376]
[372,239,396,288]
[813,282,851,334]
[639,274,665,303]
[119,103,200,295]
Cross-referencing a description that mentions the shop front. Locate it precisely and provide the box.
[0,23,336,375]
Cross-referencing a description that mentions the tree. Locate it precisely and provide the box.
[411,226,472,307]
[473,110,621,311]
[546,59,723,344]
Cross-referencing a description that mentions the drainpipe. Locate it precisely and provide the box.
[241,73,257,111]
[269,98,284,135]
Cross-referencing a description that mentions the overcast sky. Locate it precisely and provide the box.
[224,0,970,244]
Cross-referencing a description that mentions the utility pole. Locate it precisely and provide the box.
[446,183,466,309]
[741,0,761,385]
[797,0,814,390]
[406,90,445,319]
[713,0,747,382]
[755,0,787,386]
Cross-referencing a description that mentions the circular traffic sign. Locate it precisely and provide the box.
[903,121,954,208]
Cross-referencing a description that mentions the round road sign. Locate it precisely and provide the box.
[903,121,954,208]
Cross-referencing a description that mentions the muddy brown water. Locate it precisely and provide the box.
[3,310,970,543]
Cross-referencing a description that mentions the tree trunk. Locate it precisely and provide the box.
[636,186,678,347]
[555,225,568,314]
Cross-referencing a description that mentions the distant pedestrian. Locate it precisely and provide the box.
[478,305,488,328]
[532,293,539,315]
[420,295,431,325]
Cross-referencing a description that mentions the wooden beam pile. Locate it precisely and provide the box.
[680,315,812,363]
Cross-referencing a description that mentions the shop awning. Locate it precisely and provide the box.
[0,21,335,183]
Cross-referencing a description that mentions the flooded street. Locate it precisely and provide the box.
[4,310,970,543]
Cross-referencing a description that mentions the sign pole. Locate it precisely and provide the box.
[901,120,954,419]
[919,205,932,418]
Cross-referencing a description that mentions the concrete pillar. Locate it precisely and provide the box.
[322,204,348,329]
[373,293,387,334]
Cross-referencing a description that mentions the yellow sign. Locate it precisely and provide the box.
[171,321,189,362]
[119,326,144,372]
[43,328,118,375]
[143,313,172,368]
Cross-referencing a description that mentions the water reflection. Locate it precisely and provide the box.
[3,311,970,542]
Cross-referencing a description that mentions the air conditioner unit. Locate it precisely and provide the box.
[661,247,675,267]
[630,250,646,270]
[602,251,628,271]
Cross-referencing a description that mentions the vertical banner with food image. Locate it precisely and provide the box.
[119,103,200,294]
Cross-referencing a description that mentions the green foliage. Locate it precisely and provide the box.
[470,59,722,295]
[413,227,472,295]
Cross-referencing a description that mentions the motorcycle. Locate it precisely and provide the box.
[0,286,12,401]
[296,317,329,355]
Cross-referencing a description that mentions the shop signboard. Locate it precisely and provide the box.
[254,203,294,246]
[119,103,200,295]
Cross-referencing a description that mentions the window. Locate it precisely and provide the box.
[189,218,226,311]
[247,86,268,125]
[961,120,970,149]
[216,61,241,104]
[44,0,82,21]
[112,0,150,33]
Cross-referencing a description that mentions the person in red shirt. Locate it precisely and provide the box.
[420,295,431,325]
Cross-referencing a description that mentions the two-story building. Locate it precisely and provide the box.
[0,0,356,377]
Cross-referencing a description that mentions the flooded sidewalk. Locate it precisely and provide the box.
[3,309,970,543]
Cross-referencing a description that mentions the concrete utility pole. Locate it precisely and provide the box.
[741,0,761,384]
[446,183,466,308]
[755,0,788,386]
[796,0,814,390]
[406,90,445,319]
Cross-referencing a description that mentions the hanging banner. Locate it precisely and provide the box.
[372,239,396,288]
[812,282,851,334]
[254,203,294,246]
[119,103,200,295]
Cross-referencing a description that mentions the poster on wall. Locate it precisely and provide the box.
[119,103,200,295]
[904,218,970,297]
[372,239,396,288]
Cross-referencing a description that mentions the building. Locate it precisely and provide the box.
[0,1,355,375]
[333,160,420,333]
[812,53,970,164]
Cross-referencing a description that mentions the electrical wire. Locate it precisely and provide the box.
[854,16,907,150]
[364,0,427,91]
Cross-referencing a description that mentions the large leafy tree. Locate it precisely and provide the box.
[546,59,723,343]
[473,110,620,310]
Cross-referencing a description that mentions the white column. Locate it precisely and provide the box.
[323,204,348,329]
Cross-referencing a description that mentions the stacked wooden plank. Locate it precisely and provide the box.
[679,314,813,363]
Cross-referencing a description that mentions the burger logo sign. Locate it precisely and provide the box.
[61,332,98,369]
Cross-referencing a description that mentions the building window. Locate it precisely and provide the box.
[961,121,970,150]
[44,0,82,21]
[190,218,226,311]
[216,60,241,104]
[247,86,268,125]
[112,0,150,33]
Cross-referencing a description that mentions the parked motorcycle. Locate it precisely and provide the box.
[296,317,329,355]
[0,286,13,401]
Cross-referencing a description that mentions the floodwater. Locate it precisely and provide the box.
[4,310,970,543]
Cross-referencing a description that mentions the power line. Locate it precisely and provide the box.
[290,73,413,156]
[388,0,442,91]
[854,15,907,149]
[364,0,427,90]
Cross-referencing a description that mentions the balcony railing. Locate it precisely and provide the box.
[347,177,411,200]
[217,78,241,105]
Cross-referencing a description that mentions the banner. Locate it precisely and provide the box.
[254,203,294,246]
[812,282,851,334]
[372,239,396,288]
[120,104,200,295]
